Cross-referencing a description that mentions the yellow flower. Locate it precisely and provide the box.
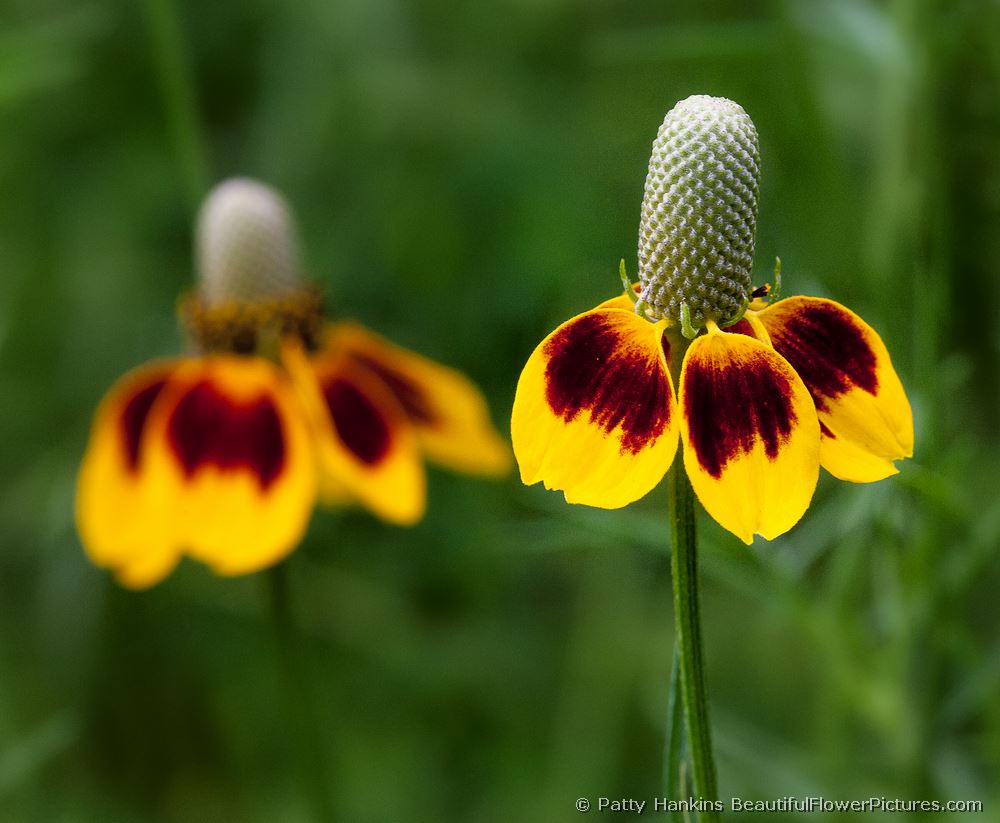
[511,95,913,544]
[76,179,510,589]
[511,286,913,544]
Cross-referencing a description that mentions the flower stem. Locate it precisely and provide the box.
[667,461,720,820]
[662,646,688,822]
[265,563,335,822]
[143,0,210,213]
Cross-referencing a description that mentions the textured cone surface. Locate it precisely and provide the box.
[637,95,760,328]
[197,178,303,304]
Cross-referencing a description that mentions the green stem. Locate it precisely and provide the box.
[662,645,688,822]
[667,461,720,819]
[143,0,210,213]
[265,564,335,822]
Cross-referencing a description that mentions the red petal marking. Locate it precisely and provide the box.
[167,381,286,490]
[322,378,391,465]
[684,350,797,479]
[350,353,438,426]
[726,318,758,339]
[543,313,671,455]
[766,301,878,411]
[120,378,168,471]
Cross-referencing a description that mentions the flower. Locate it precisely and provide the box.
[511,96,913,544]
[77,178,510,588]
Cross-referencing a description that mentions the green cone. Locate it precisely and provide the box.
[197,178,303,304]
[637,95,760,330]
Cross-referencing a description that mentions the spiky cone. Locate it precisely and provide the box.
[637,94,760,332]
[197,177,303,303]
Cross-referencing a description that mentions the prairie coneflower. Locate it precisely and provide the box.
[77,178,510,588]
[510,95,914,817]
[512,95,913,543]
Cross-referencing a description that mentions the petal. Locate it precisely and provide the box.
[595,283,642,312]
[115,551,182,590]
[755,297,914,482]
[283,340,426,526]
[75,361,183,589]
[724,313,770,344]
[511,307,679,508]
[142,356,318,576]
[680,329,820,543]
[325,322,510,476]
[816,419,905,482]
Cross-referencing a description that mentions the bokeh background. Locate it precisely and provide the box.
[2,0,999,820]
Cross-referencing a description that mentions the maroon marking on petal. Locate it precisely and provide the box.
[543,313,671,455]
[120,378,168,471]
[684,351,797,478]
[350,353,438,426]
[323,378,391,465]
[167,381,285,490]
[726,318,758,339]
[819,420,836,439]
[767,302,878,411]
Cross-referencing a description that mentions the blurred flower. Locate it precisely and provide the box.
[77,179,510,588]
[511,96,913,543]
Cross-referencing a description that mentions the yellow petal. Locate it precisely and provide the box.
[725,313,771,345]
[755,297,913,482]
[680,328,820,543]
[142,356,318,576]
[75,361,182,589]
[115,551,182,590]
[325,322,510,476]
[817,422,900,482]
[511,307,679,508]
[283,340,426,526]
[595,284,642,312]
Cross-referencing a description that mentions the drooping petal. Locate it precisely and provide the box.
[283,340,425,526]
[596,284,642,312]
[511,307,679,508]
[680,328,820,543]
[755,297,914,482]
[141,356,318,576]
[76,361,183,589]
[116,550,182,591]
[323,322,510,476]
[724,313,770,344]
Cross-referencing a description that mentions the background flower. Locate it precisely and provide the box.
[77,178,509,588]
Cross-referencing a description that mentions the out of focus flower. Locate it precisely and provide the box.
[77,179,509,588]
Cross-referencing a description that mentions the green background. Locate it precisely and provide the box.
[1,0,998,820]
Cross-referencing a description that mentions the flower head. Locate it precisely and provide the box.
[512,95,913,543]
[77,179,510,588]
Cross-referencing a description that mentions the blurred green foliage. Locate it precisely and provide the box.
[1,0,999,820]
